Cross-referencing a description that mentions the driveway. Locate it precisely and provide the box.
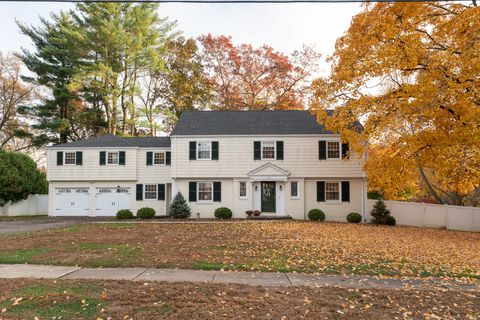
[0,217,93,235]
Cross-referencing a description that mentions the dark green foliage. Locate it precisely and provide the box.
[386,215,397,226]
[214,207,233,219]
[169,192,191,219]
[370,199,395,226]
[367,190,383,200]
[0,150,48,206]
[116,209,134,220]
[308,209,325,222]
[347,212,362,223]
[245,210,253,217]
[137,207,155,219]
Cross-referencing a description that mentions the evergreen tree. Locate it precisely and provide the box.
[169,192,191,219]
[370,198,394,225]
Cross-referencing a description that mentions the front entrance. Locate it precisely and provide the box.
[261,182,276,213]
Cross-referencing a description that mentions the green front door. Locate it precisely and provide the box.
[261,182,276,213]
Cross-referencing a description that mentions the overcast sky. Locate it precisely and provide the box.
[0,2,362,74]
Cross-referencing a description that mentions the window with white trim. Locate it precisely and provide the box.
[327,141,340,159]
[64,152,76,165]
[197,142,211,160]
[325,182,340,201]
[290,181,299,198]
[239,182,247,198]
[107,152,119,165]
[144,184,157,200]
[261,141,275,159]
[154,152,165,165]
[198,182,213,201]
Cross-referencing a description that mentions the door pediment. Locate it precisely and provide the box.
[247,163,290,181]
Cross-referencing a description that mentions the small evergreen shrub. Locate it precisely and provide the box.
[137,207,155,219]
[253,210,261,216]
[386,215,396,226]
[116,209,133,220]
[169,192,191,219]
[370,199,395,226]
[347,212,362,223]
[308,209,325,222]
[245,210,253,217]
[214,207,233,219]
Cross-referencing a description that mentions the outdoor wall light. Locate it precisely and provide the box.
[279,185,283,191]
[116,185,120,193]
[255,186,258,191]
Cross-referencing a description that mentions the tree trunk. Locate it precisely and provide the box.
[418,166,447,204]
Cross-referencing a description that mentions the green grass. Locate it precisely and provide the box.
[0,282,102,319]
[0,247,51,264]
[69,242,140,268]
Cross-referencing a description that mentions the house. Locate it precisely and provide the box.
[47,110,367,220]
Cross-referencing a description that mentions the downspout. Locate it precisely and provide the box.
[362,141,368,223]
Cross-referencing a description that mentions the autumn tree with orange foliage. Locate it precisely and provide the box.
[311,2,480,205]
[199,34,320,111]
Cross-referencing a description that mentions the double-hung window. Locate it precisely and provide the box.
[198,182,213,201]
[327,141,340,159]
[325,182,340,201]
[197,142,211,160]
[261,142,275,160]
[154,152,165,165]
[64,152,76,165]
[290,181,299,198]
[239,182,247,198]
[144,184,157,200]
[107,152,119,165]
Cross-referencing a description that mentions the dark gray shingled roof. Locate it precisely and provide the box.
[50,134,171,148]
[170,110,333,136]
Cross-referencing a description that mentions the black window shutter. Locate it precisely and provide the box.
[211,141,219,160]
[99,151,106,165]
[254,141,261,160]
[158,184,165,201]
[146,152,153,166]
[276,141,284,160]
[342,143,349,159]
[213,182,221,202]
[166,151,171,165]
[119,151,126,165]
[136,184,143,201]
[189,141,196,160]
[57,152,63,166]
[341,181,350,202]
[319,141,327,160]
[189,182,197,202]
[76,151,83,166]
[317,181,325,202]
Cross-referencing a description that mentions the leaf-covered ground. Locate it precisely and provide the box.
[0,278,478,320]
[0,221,479,279]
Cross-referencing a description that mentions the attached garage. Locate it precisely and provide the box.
[95,187,131,216]
[53,188,90,216]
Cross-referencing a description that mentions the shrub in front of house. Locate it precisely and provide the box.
[169,192,191,219]
[137,207,155,219]
[346,212,362,223]
[253,210,261,216]
[245,210,253,217]
[214,207,233,219]
[370,199,396,226]
[308,209,325,222]
[116,209,134,220]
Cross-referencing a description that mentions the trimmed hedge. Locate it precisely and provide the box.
[346,212,362,223]
[116,209,134,220]
[214,207,233,219]
[308,209,325,222]
[137,207,155,219]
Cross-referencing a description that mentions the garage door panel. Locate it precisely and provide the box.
[95,188,131,216]
[54,188,90,216]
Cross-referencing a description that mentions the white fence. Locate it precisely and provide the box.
[0,194,48,217]
[367,199,480,232]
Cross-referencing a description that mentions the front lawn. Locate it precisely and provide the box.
[0,279,478,319]
[0,221,479,279]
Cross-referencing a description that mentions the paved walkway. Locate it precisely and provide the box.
[0,264,478,291]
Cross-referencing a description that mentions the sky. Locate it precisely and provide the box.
[0,2,362,74]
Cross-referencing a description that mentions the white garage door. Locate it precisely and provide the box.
[95,187,131,216]
[54,188,90,216]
